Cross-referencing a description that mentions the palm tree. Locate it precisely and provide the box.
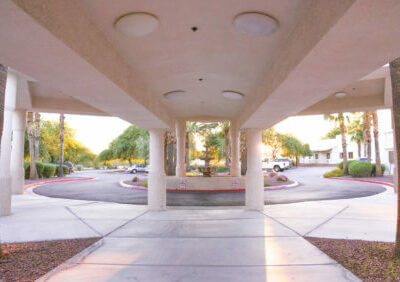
[371,110,382,176]
[27,112,38,179]
[221,121,230,168]
[389,57,400,257]
[58,113,65,177]
[240,130,247,175]
[164,130,176,175]
[34,112,40,161]
[324,113,349,174]
[363,111,372,161]
[347,114,364,158]
[185,122,198,171]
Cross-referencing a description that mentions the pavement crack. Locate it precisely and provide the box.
[64,206,103,237]
[303,205,349,237]
[103,210,150,237]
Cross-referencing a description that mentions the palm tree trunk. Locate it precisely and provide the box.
[390,57,400,257]
[34,112,40,161]
[371,111,382,176]
[185,131,190,171]
[240,130,247,175]
[339,119,348,174]
[27,112,37,179]
[357,141,361,159]
[58,113,65,177]
[364,111,372,162]
[224,126,230,168]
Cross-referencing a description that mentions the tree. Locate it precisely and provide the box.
[280,134,311,165]
[221,121,230,168]
[34,113,40,161]
[97,149,114,165]
[186,122,199,171]
[262,128,282,159]
[240,130,247,175]
[164,130,176,175]
[58,113,65,177]
[27,112,38,179]
[323,127,341,139]
[347,115,364,158]
[389,57,400,257]
[371,110,382,176]
[325,113,349,174]
[363,111,372,161]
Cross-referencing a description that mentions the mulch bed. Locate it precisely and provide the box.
[0,238,99,282]
[306,237,400,281]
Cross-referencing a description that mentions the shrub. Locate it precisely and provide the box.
[264,182,271,187]
[57,165,69,176]
[276,175,289,182]
[338,160,357,170]
[42,164,57,178]
[24,161,45,179]
[76,165,83,171]
[24,161,30,179]
[142,181,148,188]
[371,163,386,176]
[323,168,345,178]
[215,166,229,173]
[348,161,372,177]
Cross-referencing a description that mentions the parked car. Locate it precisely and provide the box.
[277,158,291,169]
[127,164,149,174]
[52,162,74,173]
[262,158,288,172]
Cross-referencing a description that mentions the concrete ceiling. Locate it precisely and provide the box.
[1,0,400,129]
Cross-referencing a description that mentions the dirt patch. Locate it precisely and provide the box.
[306,237,400,281]
[0,238,99,282]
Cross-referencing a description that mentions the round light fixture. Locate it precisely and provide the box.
[222,91,244,100]
[234,12,278,36]
[114,12,159,37]
[163,90,185,100]
[334,92,347,98]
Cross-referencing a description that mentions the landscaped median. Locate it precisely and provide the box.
[24,177,95,190]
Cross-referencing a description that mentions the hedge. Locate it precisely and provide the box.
[42,164,57,178]
[348,161,372,177]
[215,166,229,173]
[24,161,45,179]
[371,163,386,176]
[338,160,357,170]
[323,168,345,178]
[57,165,69,176]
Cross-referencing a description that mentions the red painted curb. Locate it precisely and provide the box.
[328,177,394,187]
[24,177,95,189]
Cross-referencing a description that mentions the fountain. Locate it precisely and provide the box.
[198,146,215,177]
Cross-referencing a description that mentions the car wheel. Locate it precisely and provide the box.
[273,165,280,172]
[132,169,137,174]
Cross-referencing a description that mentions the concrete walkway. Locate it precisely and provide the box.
[1,180,395,281]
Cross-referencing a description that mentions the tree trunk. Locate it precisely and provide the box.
[185,131,190,171]
[389,57,400,257]
[224,126,230,168]
[371,111,382,176]
[58,113,65,177]
[27,112,38,179]
[364,111,372,162]
[339,118,348,174]
[164,130,176,176]
[357,141,361,159]
[240,130,247,176]
[34,112,40,161]
[0,64,6,149]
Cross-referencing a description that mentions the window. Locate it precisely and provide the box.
[348,152,353,159]
[314,153,319,160]
[340,153,344,159]
[326,153,330,159]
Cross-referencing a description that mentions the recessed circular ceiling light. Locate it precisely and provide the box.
[163,90,185,100]
[334,92,347,98]
[234,12,279,36]
[114,12,159,37]
[222,91,244,100]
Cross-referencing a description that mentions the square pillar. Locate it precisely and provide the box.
[245,128,264,210]
[175,120,186,177]
[11,110,26,194]
[148,128,167,210]
[230,121,240,176]
[0,70,17,216]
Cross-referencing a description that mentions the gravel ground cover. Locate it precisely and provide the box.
[0,238,99,281]
[306,237,400,281]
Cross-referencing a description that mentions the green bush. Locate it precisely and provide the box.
[348,161,372,177]
[24,161,30,179]
[338,160,357,170]
[323,168,345,178]
[24,161,45,179]
[76,165,83,171]
[264,182,271,187]
[42,164,57,178]
[371,163,386,176]
[142,181,148,188]
[215,166,229,173]
[57,165,69,176]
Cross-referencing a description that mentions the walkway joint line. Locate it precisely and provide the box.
[303,205,349,237]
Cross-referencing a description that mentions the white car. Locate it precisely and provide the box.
[262,158,287,172]
[127,164,149,174]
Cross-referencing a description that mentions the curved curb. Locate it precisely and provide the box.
[119,179,299,192]
[24,177,95,189]
[327,177,394,187]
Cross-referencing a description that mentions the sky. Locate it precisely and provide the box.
[41,112,340,155]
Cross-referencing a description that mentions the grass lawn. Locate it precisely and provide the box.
[306,237,400,281]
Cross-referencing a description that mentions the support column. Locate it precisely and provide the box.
[230,121,240,176]
[0,70,17,216]
[148,128,166,210]
[175,120,186,177]
[245,128,264,210]
[11,110,26,195]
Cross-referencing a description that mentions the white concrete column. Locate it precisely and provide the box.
[245,128,264,210]
[230,121,240,176]
[148,128,167,210]
[11,110,26,195]
[175,120,186,177]
[0,71,17,216]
